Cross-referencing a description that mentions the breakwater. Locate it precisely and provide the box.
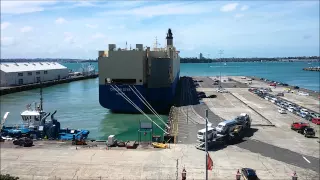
[0,74,98,96]
[303,67,320,72]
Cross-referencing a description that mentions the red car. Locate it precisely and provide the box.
[312,118,320,125]
[270,83,276,86]
[291,122,309,131]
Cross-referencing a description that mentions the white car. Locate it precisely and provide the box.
[278,108,286,114]
[287,107,294,112]
[216,89,228,93]
[298,91,309,96]
[300,108,309,114]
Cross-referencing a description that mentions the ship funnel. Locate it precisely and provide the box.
[166,28,173,46]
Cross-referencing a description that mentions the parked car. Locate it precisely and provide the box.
[312,118,320,125]
[278,108,286,114]
[216,89,228,93]
[299,112,307,118]
[269,83,276,86]
[298,91,309,96]
[287,107,294,112]
[303,127,315,138]
[300,108,309,115]
[291,122,309,131]
[241,168,259,180]
[276,93,284,97]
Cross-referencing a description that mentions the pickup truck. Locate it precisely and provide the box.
[303,127,315,138]
[291,122,309,133]
[312,118,320,125]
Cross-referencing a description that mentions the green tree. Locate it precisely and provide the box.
[0,174,19,180]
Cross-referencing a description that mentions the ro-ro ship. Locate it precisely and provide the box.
[98,29,180,113]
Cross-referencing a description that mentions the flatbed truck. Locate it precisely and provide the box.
[195,125,247,151]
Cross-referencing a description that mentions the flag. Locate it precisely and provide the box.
[207,152,213,170]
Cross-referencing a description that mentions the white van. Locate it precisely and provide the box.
[215,120,238,134]
[197,127,216,142]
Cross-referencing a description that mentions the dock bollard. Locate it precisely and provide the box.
[236,169,241,180]
[292,171,298,180]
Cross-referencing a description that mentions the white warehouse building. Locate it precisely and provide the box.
[0,62,69,87]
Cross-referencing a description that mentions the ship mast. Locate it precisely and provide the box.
[40,81,43,111]
[153,36,158,50]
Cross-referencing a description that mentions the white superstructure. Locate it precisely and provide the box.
[0,62,68,87]
[98,28,180,88]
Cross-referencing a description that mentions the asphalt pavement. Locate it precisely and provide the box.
[181,76,320,173]
[237,138,320,173]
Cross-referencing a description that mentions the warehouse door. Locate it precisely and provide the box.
[18,79,23,85]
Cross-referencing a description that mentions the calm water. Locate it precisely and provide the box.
[1,62,319,140]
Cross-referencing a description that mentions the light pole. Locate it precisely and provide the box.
[218,50,224,88]
[205,109,208,180]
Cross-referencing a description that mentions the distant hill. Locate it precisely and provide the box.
[0,59,98,63]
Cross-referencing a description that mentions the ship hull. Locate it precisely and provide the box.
[99,72,180,114]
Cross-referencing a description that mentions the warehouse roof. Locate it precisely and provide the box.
[0,62,67,73]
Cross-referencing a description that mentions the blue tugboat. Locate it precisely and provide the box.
[0,85,89,140]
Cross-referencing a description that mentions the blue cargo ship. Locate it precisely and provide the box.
[98,29,180,113]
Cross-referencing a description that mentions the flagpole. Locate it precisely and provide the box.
[205,109,208,180]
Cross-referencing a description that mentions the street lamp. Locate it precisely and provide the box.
[218,50,224,89]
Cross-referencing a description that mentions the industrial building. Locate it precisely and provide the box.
[0,62,69,87]
[199,53,203,60]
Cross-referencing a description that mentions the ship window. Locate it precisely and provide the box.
[111,79,136,84]
[139,79,142,82]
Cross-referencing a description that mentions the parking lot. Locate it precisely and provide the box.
[189,76,319,178]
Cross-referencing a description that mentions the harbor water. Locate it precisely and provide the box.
[0,62,319,140]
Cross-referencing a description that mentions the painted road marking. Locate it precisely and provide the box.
[303,156,311,163]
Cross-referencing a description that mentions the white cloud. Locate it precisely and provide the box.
[74,1,96,7]
[1,22,11,30]
[100,2,216,17]
[220,3,239,12]
[64,32,75,44]
[241,5,249,11]
[0,1,56,14]
[92,33,106,39]
[85,24,98,29]
[1,37,15,47]
[20,26,33,33]
[55,17,67,24]
[235,14,244,18]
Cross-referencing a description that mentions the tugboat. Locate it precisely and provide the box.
[0,83,90,140]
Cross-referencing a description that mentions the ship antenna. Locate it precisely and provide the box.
[40,81,43,111]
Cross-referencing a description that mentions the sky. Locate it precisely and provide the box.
[1,0,319,59]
